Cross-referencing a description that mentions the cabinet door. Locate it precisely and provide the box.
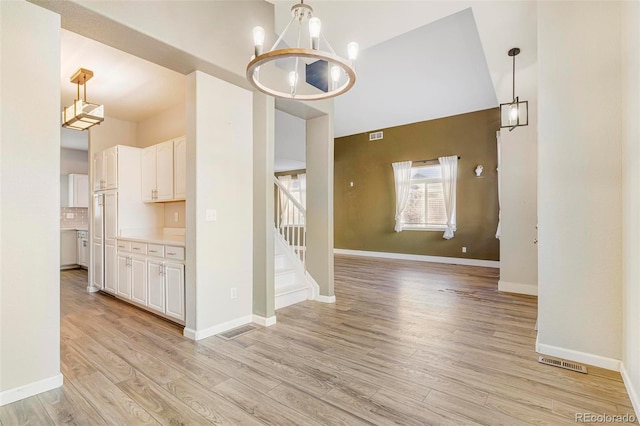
[77,234,88,267]
[93,153,104,191]
[104,243,117,294]
[165,262,185,321]
[60,230,77,267]
[156,140,174,201]
[104,192,117,244]
[147,260,165,313]
[92,241,103,290]
[93,195,103,240]
[117,254,131,299]
[74,174,89,208]
[105,147,118,189]
[130,256,147,305]
[174,137,186,200]
[141,146,157,202]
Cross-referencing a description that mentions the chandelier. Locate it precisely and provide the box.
[246,1,358,101]
[62,68,104,131]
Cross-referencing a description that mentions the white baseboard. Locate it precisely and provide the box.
[315,294,336,303]
[0,373,63,406]
[536,337,621,371]
[252,315,277,327]
[621,364,640,418]
[334,249,499,268]
[183,315,253,341]
[498,280,538,296]
[86,285,100,293]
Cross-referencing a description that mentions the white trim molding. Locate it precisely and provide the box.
[183,315,253,341]
[498,280,538,296]
[252,315,277,327]
[86,285,100,293]
[315,294,336,303]
[0,373,63,406]
[621,364,640,419]
[334,249,499,268]
[536,337,621,371]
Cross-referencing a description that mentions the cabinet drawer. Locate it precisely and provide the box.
[147,244,165,257]
[130,242,147,254]
[117,241,131,252]
[165,246,184,261]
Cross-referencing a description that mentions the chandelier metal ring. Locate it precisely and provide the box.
[246,48,356,101]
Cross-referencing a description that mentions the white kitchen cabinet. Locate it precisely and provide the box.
[174,137,186,200]
[164,262,185,321]
[104,243,117,294]
[68,174,89,208]
[104,192,117,243]
[117,253,131,299]
[93,240,103,290]
[147,260,165,314]
[60,230,77,268]
[142,140,174,202]
[130,256,147,305]
[93,146,118,191]
[77,231,89,268]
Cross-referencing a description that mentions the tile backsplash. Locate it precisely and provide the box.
[60,207,88,228]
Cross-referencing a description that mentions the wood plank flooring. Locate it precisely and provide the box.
[1,256,637,425]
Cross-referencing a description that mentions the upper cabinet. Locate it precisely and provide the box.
[142,137,186,203]
[68,174,89,207]
[93,146,118,191]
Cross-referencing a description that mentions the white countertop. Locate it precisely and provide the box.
[61,227,88,231]
[118,229,185,247]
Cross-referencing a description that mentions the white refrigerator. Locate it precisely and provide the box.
[92,191,117,293]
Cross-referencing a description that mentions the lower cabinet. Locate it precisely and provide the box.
[116,239,185,323]
[104,243,117,294]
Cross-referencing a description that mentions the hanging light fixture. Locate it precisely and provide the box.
[500,48,528,131]
[62,68,104,131]
[247,0,358,101]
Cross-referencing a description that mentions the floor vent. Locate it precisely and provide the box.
[538,355,587,374]
[218,325,256,340]
[369,131,383,141]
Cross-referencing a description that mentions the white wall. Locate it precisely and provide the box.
[185,71,253,339]
[136,102,186,148]
[537,1,622,369]
[275,110,306,172]
[0,0,62,404]
[622,0,640,414]
[60,148,88,175]
[89,116,137,153]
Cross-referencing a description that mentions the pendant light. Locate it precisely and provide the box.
[500,48,528,131]
[62,68,104,131]
[247,0,358,101]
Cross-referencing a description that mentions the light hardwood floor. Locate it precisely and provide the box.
[1,255,636,425]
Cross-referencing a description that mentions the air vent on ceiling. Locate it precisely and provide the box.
[369,131,384,141]
[538,355,587,374]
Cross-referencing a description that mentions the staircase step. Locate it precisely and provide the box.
[275,284,310,310]
[275,269,296,287]
[274,253,288,270]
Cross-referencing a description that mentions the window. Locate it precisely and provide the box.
[400,164,448,229]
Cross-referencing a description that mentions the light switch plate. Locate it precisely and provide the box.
[206,209,217,221]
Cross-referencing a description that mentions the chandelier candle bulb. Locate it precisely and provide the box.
[347,42,359,61]
[253,26,265,57]
[309,17,321,50]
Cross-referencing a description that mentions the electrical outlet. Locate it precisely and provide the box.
[462,247,467,253]
[230,287,237,299]
[66,213,74,219]
[206,209,217,221]
[174,212,179,222]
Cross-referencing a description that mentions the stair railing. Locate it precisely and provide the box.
[274,177,306,267]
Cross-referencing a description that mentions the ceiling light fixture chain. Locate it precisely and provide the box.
[246,0,358,101]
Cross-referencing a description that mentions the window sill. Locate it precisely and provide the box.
[401,226,447,232]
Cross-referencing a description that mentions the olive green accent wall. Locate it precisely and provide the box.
[334,108,500,261]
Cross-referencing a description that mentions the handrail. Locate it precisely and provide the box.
[274,176,306,267]
[274,177,306,214]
